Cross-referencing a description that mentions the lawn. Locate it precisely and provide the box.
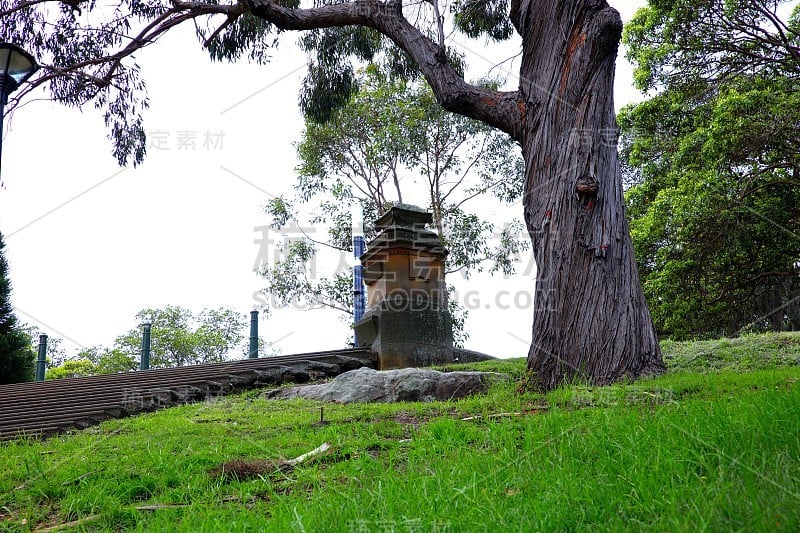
[1,333,798,531]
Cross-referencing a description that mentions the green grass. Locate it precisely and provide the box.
[661,331,800,372]
[2,333,799,531]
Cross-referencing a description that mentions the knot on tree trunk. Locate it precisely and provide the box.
[575,175,599,198]
[592,6,623,58]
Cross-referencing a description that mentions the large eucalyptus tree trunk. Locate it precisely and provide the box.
[513,1,665,388]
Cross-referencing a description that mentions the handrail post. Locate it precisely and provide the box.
[35,334,47,381]
[248,310,259,359]
[139,321,152,370]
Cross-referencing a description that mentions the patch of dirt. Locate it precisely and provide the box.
[209,459,286,481]
[392,411,426,429]
[210,445,345,483]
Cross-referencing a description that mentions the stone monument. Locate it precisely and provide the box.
[354,204,454,368]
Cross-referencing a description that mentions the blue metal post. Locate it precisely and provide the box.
[35,334,47,382]
[248,310,259,359]
[352,204,366,345]
[139,321,152,370]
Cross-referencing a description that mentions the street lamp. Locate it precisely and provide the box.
[0,43,38,180]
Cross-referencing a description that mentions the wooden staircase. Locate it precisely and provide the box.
[0,348,375,441]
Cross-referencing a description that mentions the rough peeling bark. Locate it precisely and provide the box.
[513,0,664,388]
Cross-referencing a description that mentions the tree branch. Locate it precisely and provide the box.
[246,0,522,139]
[0,0,49,18]
[204,13,240,47]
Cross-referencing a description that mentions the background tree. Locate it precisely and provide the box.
[44,306,249,378]
[621,0,800,339]
[45,346,136,379]
[0,231,34,384]
[2,0,666,388]
[259,68,528,346]
[19,324,68,368]
[89,347,138,374]
[45,358,98,380]
[114,306,247,368]
[242,336,281,358]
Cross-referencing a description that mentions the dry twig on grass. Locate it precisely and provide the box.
[209,442,334,481]
[461,412,524,421]
[60,469,103,486]
[36,514,102,532]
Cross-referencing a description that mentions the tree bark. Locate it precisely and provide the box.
[512,0,664,388]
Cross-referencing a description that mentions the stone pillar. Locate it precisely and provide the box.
[354,204,454,369]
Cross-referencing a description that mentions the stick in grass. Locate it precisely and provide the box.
[60,469,103,486]
[461,412,523,421]
[285,442,332,466]
[210,442,333,480]
[35,514,102,532]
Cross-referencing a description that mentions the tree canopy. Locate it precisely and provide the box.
[114,306,247,368]
[0,0,522,164]
[621,0,800,338]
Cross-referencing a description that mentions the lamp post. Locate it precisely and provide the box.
[0,43,38,181]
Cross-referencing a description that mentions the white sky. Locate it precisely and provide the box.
[0,1,647,360]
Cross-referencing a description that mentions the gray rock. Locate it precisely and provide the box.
[253,361,342,385]
[328,355,373,372]
[453,348,496,363]
[267,367,508,403]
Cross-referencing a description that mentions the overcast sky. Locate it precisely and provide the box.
[0,1,647,360]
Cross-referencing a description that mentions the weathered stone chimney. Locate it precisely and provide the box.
[354,204,454,369]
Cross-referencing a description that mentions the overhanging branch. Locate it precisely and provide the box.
[6,0,525,142]
[245,0,522,139]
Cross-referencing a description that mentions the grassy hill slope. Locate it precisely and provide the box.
[1,333,799,531]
